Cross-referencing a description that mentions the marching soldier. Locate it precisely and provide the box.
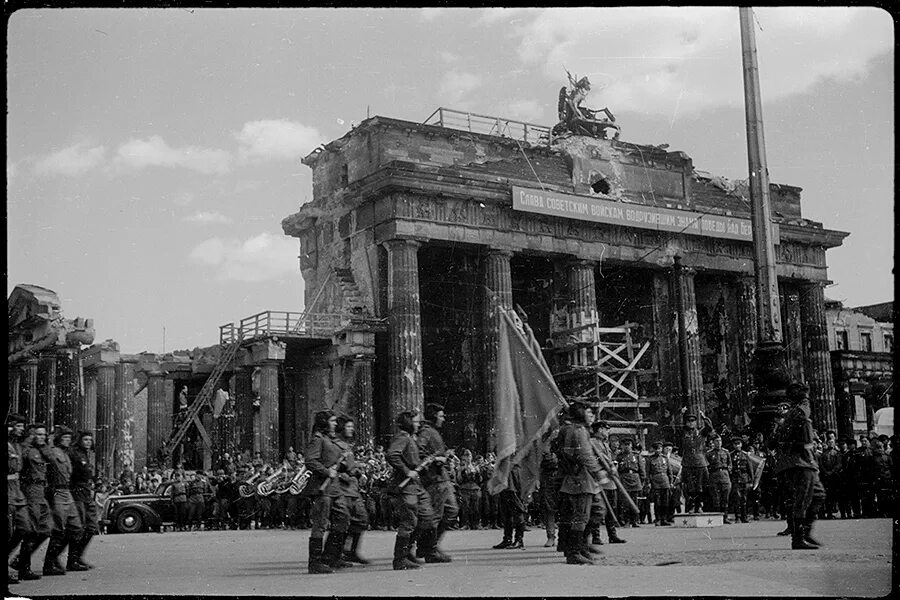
[615,438,644,527]
[334,414,370,565]
[386,410,438,570]
[8,414,33,585]
[43,426,84,575]
[555,399,605,565]
[644,440,674,526]
[679,410,714,513]
[14,423,53,581]
[706,433,733,522]
[415,403,457,563]
[67,431,99,570]
[776,383,826,550]
[730,436,754,523]
[304,410,351,574]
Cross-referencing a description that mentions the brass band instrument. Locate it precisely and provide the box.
[256,466,286,497]
[286,466,311,495]
[238,471,262,498]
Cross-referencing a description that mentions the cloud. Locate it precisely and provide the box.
[116,136,231,174]
[439,51,460,64]
[7,161,18,183]
[504,99,546,123]
[189,232,298,282]
[474,7,538,25]
[184,211,232,224]
[234,119,323,162]
[510,7,893,116]
[438,70,484,107]
[171,191,195,207]
[33,142,107,176]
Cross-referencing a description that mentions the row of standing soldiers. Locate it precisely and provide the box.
[8,414,100,585]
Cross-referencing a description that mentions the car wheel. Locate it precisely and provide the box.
[116,508,144,534]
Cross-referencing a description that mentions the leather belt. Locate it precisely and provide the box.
[7,474,19,481]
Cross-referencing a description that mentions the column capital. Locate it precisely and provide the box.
[484,248,514,259]
[381,238,423,252]
[566,258,597,269]
[84,361,118,372]
[18,358,40,368]
[146,369,167,378]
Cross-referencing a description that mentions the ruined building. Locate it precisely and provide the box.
[276,106,848,452]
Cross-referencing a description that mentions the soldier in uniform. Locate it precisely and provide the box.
[386,411,438,570]
[817,434,841,519]
[615,438,645,527]
[776,383,826,550]
[491,463,529,550]
[555,399,605,565]
[644,440,674,526]
[729,436,754,523]
[415,403,457,563]
[304,410,351,574]
[589,420,627,544]
[456,449,483,531]
[43,426,85,575]
[538,426,560,547]
[679,410,714,513]
[706,433,733,522]
[67,431,99,570]
[334,414,370,565]
[14,423,53,581]
[7,414,33,585]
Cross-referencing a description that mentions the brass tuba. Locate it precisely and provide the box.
[238,471,262,498]
[256,466,285,497]
[288,466,312,495]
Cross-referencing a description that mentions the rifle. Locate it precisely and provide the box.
[318,450,353,492]
[398,453,442,489]
[594,443,640,515]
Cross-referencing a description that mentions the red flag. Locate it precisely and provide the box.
[487,308,566,497]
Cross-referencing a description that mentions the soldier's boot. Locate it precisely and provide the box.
[777,517,793,536]
[493,525,513,549]
[407,529,423,563]
[791,523,818,550]
[343,531,370,565]
[307,536,334,574]
[16,538,42,581]
[509,524,525,550]
[803,518,822,547]
[544,518,556,547]
[71,532,95,570]
[583,529,603,555]
[556,523,569,553]
[565,529,594,565]
[422,528,451,563]
[324,532,352,569]
[392,535,420,570]
[606,523,626,544]
[431,522,452,561]
[42,537,67,576]
[64,534,90,572]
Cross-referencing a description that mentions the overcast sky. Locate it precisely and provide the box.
[7,7,894,354]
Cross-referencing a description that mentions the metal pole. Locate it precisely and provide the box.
[739,7,782,344]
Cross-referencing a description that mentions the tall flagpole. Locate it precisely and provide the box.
[739,7,790,422]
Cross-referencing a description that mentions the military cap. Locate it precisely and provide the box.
[731,436,744,444]
[661,440,674,447]
[54,425,74,440]
[708,432,721,440]
[684,413,698,422]
[78,430,94,440]
[786,382,810,400]
[620,437,634,445]
[650,440,663,448]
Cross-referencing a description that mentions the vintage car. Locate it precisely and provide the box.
[102,482,178,534]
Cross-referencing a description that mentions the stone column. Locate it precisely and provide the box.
[9,367,22,419]
[234,368,254,460]
[114,360,137,477]
[672,258,704,416]
[20,360,39,422]
[652,271,679,437]
[384,239,424,418]
[258,361,281,464]
[93,363,117,481]
[567,260,598,367]
[36,353,58,426]
[734,276,758,420]
[780,284,805,383]
[81,372,98,435]
[146,371,168,467]
[800,281,838,432]
[353,358,375,446]
[54,349,79,430]
[482,249,514,452]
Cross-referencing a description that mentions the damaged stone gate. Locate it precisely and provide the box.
[276,106,847,452]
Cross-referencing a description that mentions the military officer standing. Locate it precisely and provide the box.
[589,420,627,544]
[386,411,438,570]
[679,410,714,513]
[538,426,560,547]
[706,433,733,522]
[7,414,32,585]
[67,431,99,570]
[415,403,456,563]
[644,440,674,526]
[615,438,645,527]
[729,436,754,523]
[43,426,84,575]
